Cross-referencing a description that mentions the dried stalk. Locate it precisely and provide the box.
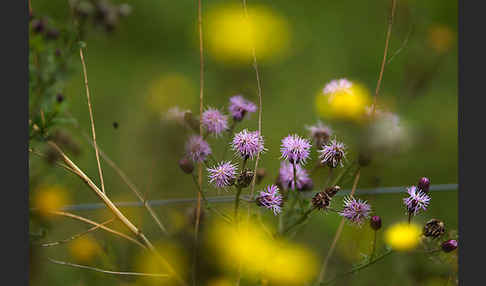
[39,217,115,247]
[48,257,169,278]
[79,48,106,194]
[46,141,187,286]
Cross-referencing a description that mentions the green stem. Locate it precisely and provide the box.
[280,207,316,236]
[234,158,248,221]
[191,174,232,223]
[321,249,394,285]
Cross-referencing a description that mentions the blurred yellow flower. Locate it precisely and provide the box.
[207,221,317,285]
[427,24,455,54]
[205,4,290,64]
[146,73,195,114]
[206,277,233,286]
[69,235,100,263]
[384,222,421,251]
[32,185,70,216]
[315,79,371,121]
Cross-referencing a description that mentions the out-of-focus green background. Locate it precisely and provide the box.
[30,0,457,285]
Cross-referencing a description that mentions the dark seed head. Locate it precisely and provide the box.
[112,122,119,129]
[179,157,194,174]
[325,185,341,197]
[236,169,254,188]
[441,239,458,253]
[370,215,382,230]
[423,219,445,239]
[418,177,430,193]
[312,191,331,210]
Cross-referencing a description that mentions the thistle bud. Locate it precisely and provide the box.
[423,218,445,238]
[312,191,331,210]
[179,157,194,174]
[45,28,60,40]
[31,19,45,34]
[370,215,382,230]
[418,177,430,193]
[441,239,458,253]
[236,169,254,188]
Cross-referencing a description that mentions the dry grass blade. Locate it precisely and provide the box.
[48,257,169,278]
[38,217,115,247]
[46,141,188,286]
[80,132,168,235]
[79,48,106,194]
[46,211,146,249]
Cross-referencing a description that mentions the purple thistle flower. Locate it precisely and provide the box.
[403,186,430,216]
[231,129,265,160]
[207,161,237,188]
[339,196,372,226]
[318,139,346,168]
[280,134,312,165]
[323,78,352,95]
[256,185,283,215]
[278,162,313,191]
[185,135,212,163]
[229,95,257,121]
[201,107,228,136]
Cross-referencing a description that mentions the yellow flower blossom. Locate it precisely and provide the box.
[385,222,421,251]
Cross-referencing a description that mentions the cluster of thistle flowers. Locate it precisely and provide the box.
[403,177,458,253]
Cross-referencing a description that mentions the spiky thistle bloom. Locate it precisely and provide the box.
[232,129,265,160]
[323,78,352,97]
[229,95,257,121]
[339,196,372,226]
[207,161,237,188]
[201,107,228,136]
[256,185,283,215]
[278,162,313,191]
[280,134,312,165]
[318,139,346,168]
[306,121,333,148]
[185,135,212,163]
[403,186,430,216]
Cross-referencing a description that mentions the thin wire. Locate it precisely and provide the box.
[61,184,457,211]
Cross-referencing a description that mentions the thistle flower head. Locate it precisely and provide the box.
[185,135,212,163]
[306,121,333,148]
[201,107,229,136]
[232,129,265,160]
[318,139,346,168]
[403,186,430,216]
[278,162,313,191]
[256,185,283,215]
[339,196,371,226]
[207,161,238,188]
[418,177,431,193]
[229,95,257,121]
[441,239,458,253]
[280,134,312,165]
[323,78,352,96]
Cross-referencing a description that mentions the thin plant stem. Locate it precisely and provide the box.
[371,0,397,115]
[370,230,377,260]
[48,257,169,278]
[194,0,204,283]
[45,211,146,249]
[325,168,334,187]
[280,207,316,236]
[80,131,168,235]
[190,173,233,223]
[317,167,361,283]
[234,158,248,220]
[79,48,106,195]
[38,218,115,247]
[322,249,394,285]
[46,142,187,286]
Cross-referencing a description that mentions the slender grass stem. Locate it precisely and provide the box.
[79,48,105,195]
[48,257,169,278]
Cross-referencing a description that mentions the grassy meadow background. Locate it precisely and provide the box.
[29,0,457,285]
